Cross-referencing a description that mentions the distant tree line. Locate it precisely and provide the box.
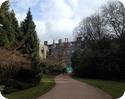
[72,1,125,80]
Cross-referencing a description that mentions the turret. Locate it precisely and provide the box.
[58,39,62,44]
[44,41,48,46]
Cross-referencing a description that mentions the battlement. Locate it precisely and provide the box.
[39,37,83,66]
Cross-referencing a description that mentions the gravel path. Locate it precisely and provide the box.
[37,74,113,99]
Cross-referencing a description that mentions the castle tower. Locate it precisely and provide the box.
[44,41,48,46]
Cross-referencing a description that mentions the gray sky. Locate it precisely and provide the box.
[1,0,123,43]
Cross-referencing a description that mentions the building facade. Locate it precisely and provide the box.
[39,37,82,67]
[39,43,49,60]
[47,37,82,67]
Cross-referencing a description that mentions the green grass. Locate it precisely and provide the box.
[5,75,55,99]
[76,78,125,98]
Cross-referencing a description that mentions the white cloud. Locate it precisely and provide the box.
[40,0,73,20]
[11,0,40,9]
[38,0,109,43]
[35,21,47,41]
[16,13,26,22]
[67,0,80,7]
[38,0,80,42]
[11,0,110,43]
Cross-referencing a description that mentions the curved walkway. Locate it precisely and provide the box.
[37,74,113,99]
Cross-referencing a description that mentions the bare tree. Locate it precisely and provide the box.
[74,13,107,42]
[102,1,125,38]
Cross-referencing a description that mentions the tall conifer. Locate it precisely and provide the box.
[20,8,39,55]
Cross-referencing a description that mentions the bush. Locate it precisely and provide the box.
[71,39,125,81]
[1,68,43,94]
[0,65,18,81]
[2,80,34,94]
[14,68,41,83]
[50,64,65,74]
[39,63,65,75]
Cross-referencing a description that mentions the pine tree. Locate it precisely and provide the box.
[20,8,39,55]
[0,0,16,48]
[10,10,20,41]
[0,0,11,47]
[1,0,9,12]
[20,8,40,72]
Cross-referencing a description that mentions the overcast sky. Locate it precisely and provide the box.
[0,0,124,43]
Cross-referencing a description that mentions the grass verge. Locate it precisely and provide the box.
[5,75,55,99]
[75,78,125,98]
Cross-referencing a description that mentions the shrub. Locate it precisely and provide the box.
[14,68,41,83]
[39,63,65,75]
[2,80,34,94]
[0,65,18,81]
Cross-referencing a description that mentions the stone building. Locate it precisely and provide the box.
[47,37,82,67]
[39,42,49,60]
[39,37,82,68]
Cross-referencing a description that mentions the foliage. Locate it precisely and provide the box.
[2,68,44,94]
[14,68,42,83]
[72,1,125,81]
[6,75,55,99]
[20,8,39,54]
[0,1,42,93]
[19,8,40,75]
[39,63,66,75]
[0,0,20,48]
[2,80,34,94]
[0,65,18,81]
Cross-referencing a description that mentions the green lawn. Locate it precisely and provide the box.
[5,75,55,99]
[76,78,125,98]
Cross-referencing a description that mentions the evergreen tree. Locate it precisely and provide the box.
[1,0,9,12]
[0,0,10,47]
[10,10,20,41]
[0,0,16,48]
[20,8,39,55]
[20,8,40,72]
